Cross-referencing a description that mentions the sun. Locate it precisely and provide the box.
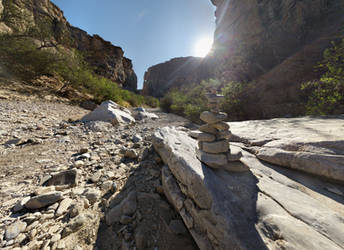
[194,37,213,57]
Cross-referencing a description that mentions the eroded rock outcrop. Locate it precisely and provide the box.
[0,0,137,90]
[142,57,213,97]
[153,126,344,249]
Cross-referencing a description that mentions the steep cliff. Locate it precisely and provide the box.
[142,57,212,97]
[0,0,137,90]
[144,0,344,118]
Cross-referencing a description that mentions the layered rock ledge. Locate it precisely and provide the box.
[153,125,344,249]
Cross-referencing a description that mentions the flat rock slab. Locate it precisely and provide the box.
[228,116,344,182]
[25,192,63,210]
[153,126,344,250]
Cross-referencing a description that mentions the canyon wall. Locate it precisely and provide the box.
[0,0,137,90]
[144,0,344,118]
[142,57,213,97]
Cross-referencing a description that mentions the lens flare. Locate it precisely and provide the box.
[194,37,213,57]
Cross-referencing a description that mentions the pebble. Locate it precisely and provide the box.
[56,198,73,216]
[5,220,27,240]
[132,134,143,143]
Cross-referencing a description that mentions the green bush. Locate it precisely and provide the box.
[160,78,248,122]
[301,40,344,115]
[220,81,248,120]
[0,35,159,107]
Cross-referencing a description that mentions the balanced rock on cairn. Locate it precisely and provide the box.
[195,92,249,172]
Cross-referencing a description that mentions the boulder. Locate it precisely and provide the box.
[81,100,135,125]
[153,126,344,250]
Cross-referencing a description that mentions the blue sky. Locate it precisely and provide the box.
[51,0,216,89]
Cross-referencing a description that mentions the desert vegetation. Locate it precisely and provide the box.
[301,39,344,115]
[160,78,250,122]
[0,35,159,107]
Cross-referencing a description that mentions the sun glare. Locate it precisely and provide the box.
[194,37,213,57]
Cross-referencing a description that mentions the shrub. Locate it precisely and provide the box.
[220,81,248,120]
[301,39,344,115]
[0,35,159,107]
[159,78,249,122]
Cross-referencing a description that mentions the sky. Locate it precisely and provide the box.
[51,0,216,89]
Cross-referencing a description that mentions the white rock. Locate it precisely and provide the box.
[5,220,27,240]
[81,100,135,125]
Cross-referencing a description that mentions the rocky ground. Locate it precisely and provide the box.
[0,91,198,249]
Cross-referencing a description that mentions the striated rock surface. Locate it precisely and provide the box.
[0,0,137,90]
[153,126,344,250]
[229,115,344,183]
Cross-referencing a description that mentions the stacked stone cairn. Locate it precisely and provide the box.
[195,91,249,172]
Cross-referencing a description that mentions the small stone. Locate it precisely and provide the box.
[50,233,61,243]
[212,121,230,131]
[90,171,102,183]
[44,169,78,186]
[197,132,216,142]
[79,148,88,154]
[84,188,101,204]
[30,228,37,239]
[34,186,56,196]
[196,148,228,168]
[200,111,227,124]
[199,124,218,134]
[56,240,65,250]
[25,192,63,210]
[132,135,143,143]
[56,198,73,216]
[74,160,84,168]
[216,130,232,140]
[62,214,88,237]
[77,153,91,160]
[101,181,113,192]
[5,220,27,240]
[47,202,59,211]
[15,233,26,244]
[124,149,138,159]
[201,140,229,154]
[169,220,187,235]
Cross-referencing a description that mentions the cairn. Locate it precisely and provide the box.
[195,90,249,172]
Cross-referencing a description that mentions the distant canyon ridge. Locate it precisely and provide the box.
[143,0,344,119]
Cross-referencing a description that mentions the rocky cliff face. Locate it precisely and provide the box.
[0,0,137,90]
[142,57,212,97]
[144,0,344,118]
